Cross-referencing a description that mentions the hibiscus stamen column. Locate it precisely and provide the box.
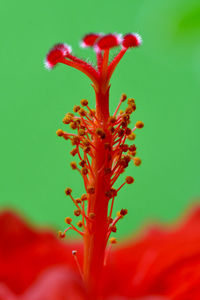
[45,32,142,299]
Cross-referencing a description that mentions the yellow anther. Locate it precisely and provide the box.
[87,186,95,194]
[70,122,78,130]
[78,108,86,116]
[89,212,96,219]
[81,194,87,201]
[134,157,142,166]
[89,109,96,117]
[108,126,115,133]
[117,211,122,217]
[125,176,134,184]
[122,114,130,122]
[63,134,69,140]
[56,129,64,137]
[80,99,88,106]
[121,93,127,102]
[127,132,136,140]
[65,217,72,224]
[128,150,136,157]
[96,128,106,139]
[74,209,81,216]
[79,160,86,167]
[70,161,77,170]
[129,145,136,152]
[58,231,65,239]
[73,105,81,112]
[107,217,113,224]
[110,237,117,244]
[78,129,85,136]
[65,187,72,195]
[121,121,128,128]
[110,225,117,232]
[125,106,134,114]
[75,198,82,204]
[63,113,74,124]
[119,110,124,115]
[71,136,80,145]
[120,144,129,152]
[83,146,91,153]
[70,148,78,157]
[81,167,88,176]
[105,190,113,198]
[136,121,144,129]
[82,139,90,146]
[120,208,128,216]
[118,129,124,137]
[109,116,117,124]
[125,128,132,135]
[77,221,83,228]
[127,98,135,105]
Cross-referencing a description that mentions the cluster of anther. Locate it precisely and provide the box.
[46,32,143,245]
[57,94,143,243]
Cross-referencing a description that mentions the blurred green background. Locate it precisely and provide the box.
[0,0,200,238]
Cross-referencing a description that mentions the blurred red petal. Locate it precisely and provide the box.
[0,211,82,295]
[21,266,86,300]
[0,284,17,300]
[104,205,200,299]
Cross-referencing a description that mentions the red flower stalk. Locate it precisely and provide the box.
[45,32,142,298]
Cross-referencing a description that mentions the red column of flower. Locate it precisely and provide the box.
[45,32,142,299]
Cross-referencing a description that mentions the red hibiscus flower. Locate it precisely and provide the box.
[0,206,200,300]
[2,32,199,300]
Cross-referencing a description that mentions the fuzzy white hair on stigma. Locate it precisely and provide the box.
[133,33,143,45]
[63,43,72,54]
[115,33,123,44]
[80,40,87,49]
[44,59,53,70]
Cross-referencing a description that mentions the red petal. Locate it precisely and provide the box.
[21,266,86,300]
[0,284,17,300]
[104,206,200,299]
[0,211,82,295]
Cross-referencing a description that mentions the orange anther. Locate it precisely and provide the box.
[65,187,72,195]
[77,221,83,228]
[87,186,95,194]
[136,121,144,129]
[73,105,81,112]
[110,237,117,244]
[56,129,64,137]
[74,209,81,216]
[58,231,65,238]
[65,217,72,224]
[120,93,127,102]
[70,148,78,157]
[125,176,134,184]
[127,132,136,140]
[70,162,77,170]
[80,99,88,106]
[134,157,142,166]
[81,167,88,176]
[81,194,87,201]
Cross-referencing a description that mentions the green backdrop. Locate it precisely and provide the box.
[0,0,200,238]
